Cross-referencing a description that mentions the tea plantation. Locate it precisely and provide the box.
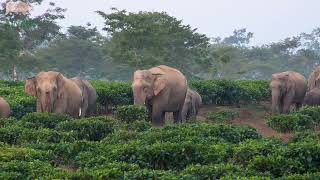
[1,80,320,179]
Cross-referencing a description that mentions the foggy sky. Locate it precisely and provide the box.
[28,0,320,45]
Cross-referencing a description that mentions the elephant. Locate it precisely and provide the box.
[71,77,97,116]
[181,88,202,121]
[270,71,307,114]
[25,71,83,118]
[303,88,320,106]
[307,66,320,91]
[0,97,10,118]
[132,65,187,126]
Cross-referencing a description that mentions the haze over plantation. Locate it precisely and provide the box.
[1,0,320,179]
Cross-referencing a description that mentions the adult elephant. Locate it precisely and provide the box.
[270,71,307,114]
[181,89,202,121]
[132,65,187,126]
[307,66,320,91]
[0,97,10,118]
[303,88,320,106]
[25,71,83,118]
[71,77,97,117]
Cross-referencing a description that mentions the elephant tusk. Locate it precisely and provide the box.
[79,108,82,117]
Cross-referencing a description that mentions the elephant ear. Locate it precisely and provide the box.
[56,73,66,99]
[25,77,36,96]
[153,77,166,96]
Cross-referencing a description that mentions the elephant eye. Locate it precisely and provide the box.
[53,87,57,92]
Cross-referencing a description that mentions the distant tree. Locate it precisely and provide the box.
[0,0,65,79]
[97,8,210,77]
[222,28,253,46]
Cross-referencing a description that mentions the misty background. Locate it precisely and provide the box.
[1,0,320,80]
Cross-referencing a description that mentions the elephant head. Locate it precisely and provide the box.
[132,70,166,105]
[25,71,65,113]
[270,73,290,114]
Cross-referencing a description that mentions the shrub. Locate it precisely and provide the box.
[232,139,282,165]
[17,128,76,144]
[0,125,24,145]
[247,155,304,178]
[20,112,72,129]
[206,108,239,123]
[116,105,148,122]
[296,106,320,123]
[0,147,51,162]
[6,95,36,119]
[125,120,152,132]
[266,114,314,132]
[124,169,179,179]
[90,80,132,107]
[180,163,245,180]
[290,131,320,143]
[56,116,118,141]
[282,172,320,180]
[0,160,68,179]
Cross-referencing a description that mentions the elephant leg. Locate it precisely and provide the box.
[173,111,180,123]
[152,110,164,127]
[296,102,302,109]
[173,106,184,123]
[282,96,293,114]
[161,112,166,122]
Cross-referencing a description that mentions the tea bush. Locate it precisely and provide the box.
[20,112,72,129]
[266,114,314,132]
[116,105,148,122]
[206,108,239,123]
[295,106,320,123]
[56,116,119,141]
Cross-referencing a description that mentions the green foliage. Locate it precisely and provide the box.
[97,8,210,77]
[90,80,132,107]
[206,108,239,123]
[295,106,320,123]
[56,116,119,141]
[180,163,245,179]
[20,112,72,129]
[116,105,148,122]
[267,114,314,133]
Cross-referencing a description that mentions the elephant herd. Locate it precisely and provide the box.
[0,65,203,127]
[1,65,320,124]
[270,66,320,114]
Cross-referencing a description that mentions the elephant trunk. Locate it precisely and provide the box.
[271,89,280,114]
[40,93,54,112]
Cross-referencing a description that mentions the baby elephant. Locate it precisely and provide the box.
[303,88,320,106]
[181,89,202,121]
[0,97,11,118]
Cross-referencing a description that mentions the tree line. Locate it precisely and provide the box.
[1,1,320,81]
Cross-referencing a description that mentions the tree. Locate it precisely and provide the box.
[222,28,253,46]
[0,24,22,78]
[97,8,210,77]
[0,0,65,79]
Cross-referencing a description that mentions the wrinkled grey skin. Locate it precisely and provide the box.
[132,65,187,127]
[0,97,10,118]
[181,89,202,121]
[270,71,307,114]
[25,71,82,118]
[71,77,97,117]
[303,87,320,106]
[83,79,97,116]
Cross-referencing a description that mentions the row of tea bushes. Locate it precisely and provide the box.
[1,112,320,179]
[267,106,320,132]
